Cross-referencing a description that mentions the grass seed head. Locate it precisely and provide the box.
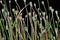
[8,12,9,16]
[9,1,11,3]
[49,6,54,12]
[57,16,59,20]
[22,18,24,21]
[32,16,35,21]
[25,15,27,18]
[23,0,26,3]
[20,13,22,16]
[51,8,54,12]
[12,8,15,12]
[49,6,52,10]
[55,10,58,16]
[53,37,55,40]
[34,3,36,8]
[46,15,48,20]
[43,12,45,17]
[41,1,44,5]
[40,13,41,16]
[15,0,17,2]
[0,1,2,3]
[30,2,32,7]
[28,12,31,16]
[35,14,37,18]
[6,25,8,30]
[40,17,42,21]
[2,9,4,12]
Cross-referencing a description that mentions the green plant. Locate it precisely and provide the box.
[0,0,60,40]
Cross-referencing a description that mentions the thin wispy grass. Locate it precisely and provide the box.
[0,0,60,40]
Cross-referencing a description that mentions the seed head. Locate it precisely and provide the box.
[40,17,42,21]
[46,15,48,20]
[43,12,45,17]
[28,12,31,16]
[22,18,24,21]
[8,12,9,16]
[34,3,36,8]
[55,10,58,16]
[32,17,35,21]
[23,0,26,3]
[12,8,15,12]
[40,13,41,16]
[35,14,37,18]
[30,2,32,7]
[20,13,22,16]
[58,16,59,20]
[49,6,52,10]
[41,1,44,5]
[51,8,54,12]
[0,1,2,3]
[53,37,55,40]
[9,17,12,21]
[6,25,8,30]
[2,9,4,12]
[15,0,17,2]
[49,6,54,12]
[25,15,27,18]
[9,1,11,3]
